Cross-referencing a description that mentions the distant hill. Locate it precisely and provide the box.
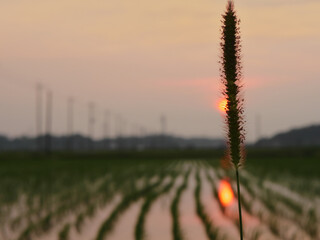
[255,125,320,147]
[0,134,225,152]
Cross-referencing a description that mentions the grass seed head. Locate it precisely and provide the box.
[220,0,245,169]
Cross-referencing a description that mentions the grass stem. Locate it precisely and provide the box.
[236,168,243,240]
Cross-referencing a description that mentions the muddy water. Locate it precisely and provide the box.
[241,171,315,240]
[201,169,239,239]
[70,196,121,240]
[179,171,207,240]
[145,177,181,240]
[206,168,280,240]
[12,164,288,240]
[105,199,144,240]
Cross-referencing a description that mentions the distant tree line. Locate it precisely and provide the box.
[0,134,225,152]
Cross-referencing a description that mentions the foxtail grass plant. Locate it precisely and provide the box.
[220,1,245,239]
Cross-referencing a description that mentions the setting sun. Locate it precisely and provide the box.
[218,180,235,207]
[218,99,228,114]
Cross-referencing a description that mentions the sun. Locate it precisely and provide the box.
[218,99,228,114]
[218,180,234,207]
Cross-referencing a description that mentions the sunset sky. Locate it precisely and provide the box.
[0,0,319,142]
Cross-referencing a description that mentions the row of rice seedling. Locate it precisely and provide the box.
[249,168,320,232]
[68,161,178,240]
[0,160,176,239]
[95,173,167,240]
[1,159,114,238]
[134,174,178,240]
[238,171,317,239]
[0,158,173,240]
[2,157,319,240]
[204,167,254,240]
[208,171,279,240]
[58,223,71,240]
[203,167,223,213]
[72,174,128,234]
[170,169,191,240]
[215,167,292,238]
[278,175,320,202]
[17,175,114,240]
[214,165,309,240]
[179,158,320,240]
[194,170,219,240]
[56,168,144,240]
[204,163,282,240]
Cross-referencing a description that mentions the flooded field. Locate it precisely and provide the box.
[0,156,319,240]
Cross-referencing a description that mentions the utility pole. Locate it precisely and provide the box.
[140,126,146,138]
[160,114,167,148]
[139,126,146,150]
[122,118,127,137]
[115,114,121,138]
[255,114,261,142]
[45,90,53,155]
[160,114,167,136]
[67,97,74,151]
[36,83,43,151]
[88,102,95,150]
[130,123,139,149]
[115,114,123,150]
[120,117,127,149]
[103,110,110,149]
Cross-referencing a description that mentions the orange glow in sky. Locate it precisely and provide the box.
[218,99,228,114]
[218,180,234,207]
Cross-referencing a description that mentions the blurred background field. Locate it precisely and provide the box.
[0,149,319,240]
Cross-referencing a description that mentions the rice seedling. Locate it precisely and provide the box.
[205,169,248,235]
[73,169,138,233]
[0,155,319,239]
[58,223,71,240]
[269,216,281,237]
[95,177,165,240]
[170,169,191,240]
[17,225,33,240]
[10,216,22,232]
[249,229,263,240]
[17,213,52,240]
[75,212,85,233]
[135,175,177,240]
[194,170,219,240]
[219,1,245,239]
[14,165,122,239]
[306,208,318,238]
[237,172,314,239]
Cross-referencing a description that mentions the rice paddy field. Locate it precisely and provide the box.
[0,150,319,240]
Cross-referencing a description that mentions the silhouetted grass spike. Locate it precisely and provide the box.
[220,1,245,240]
[220,0,245,169]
